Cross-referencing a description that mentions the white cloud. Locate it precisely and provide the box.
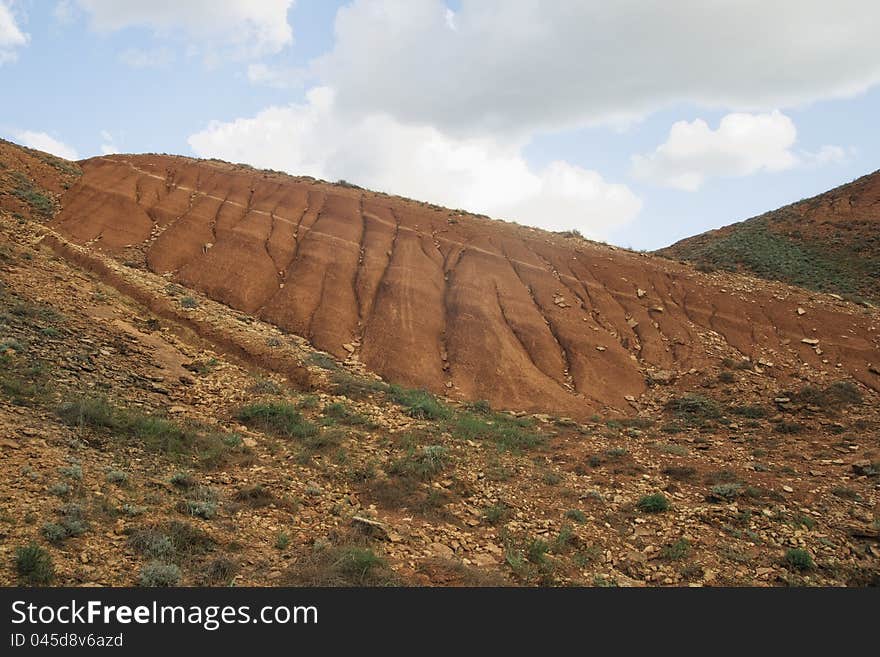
[0,1,28,65]
[14,130,79,160]
[76,0,294,60]
[119,46,174,69]
[313,0,880,137]
[802,144,848,167]
[246,62,304,89]
[632,111,810,191]
[99,130,119,155]
[188,87,640,238]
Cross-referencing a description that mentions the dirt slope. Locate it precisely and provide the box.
[48,154,880,418]
[1,139,878,588]
[658,170,880,304]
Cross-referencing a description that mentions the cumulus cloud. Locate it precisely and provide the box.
[14,130,79,160]
[76,0,294,60]
[314,0,880,137]
[0,1,28,65]
[188,87,640,238]
[632,111,845,190]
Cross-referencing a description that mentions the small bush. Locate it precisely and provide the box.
[636,493,669,513]
[178,487,218,520]
[389,385,451,420]
[790,381,862,409]
[205,557,237,585]
[234,485,273,507]
[729,405,768,418]
[660,538,691,561]
[482,503,511,525]
[170,472,195,489]
[236,402,318,439]
[389,445,451,480]
[180,296,198,309]
[15,544,54,585]
[334,547,383,578]
[48,482,71,497]
[321,402,369,426]
[526,538,550,564]
[565,509,587,523]
[708,483,743,502]
[249,378,281,395]
[129,531,174,558]
[139,561,181,586]
[59,464,82,480]
[42,504,89,543]
[784,548,814,571]
[666,394,722,420]
[106,470,128,484]
[453,411,542,452]
[329,371,388,399]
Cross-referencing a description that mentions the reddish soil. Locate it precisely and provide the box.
[49,155,880,418]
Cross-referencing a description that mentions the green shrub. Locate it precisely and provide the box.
[333,547,384,579]
[526,538,550,564]
[565,509,587,523]
[389,445,451,480]
[666,394,722,420]
[708,483,743,502]
[236,402,318,439]
[389,385,451,420]
[453,411,542,452]
[15,544,54,585]
[42,503,89,543]
[56,397,242,466]
[170,472,195,489]
[48,482,71,497]
[482,503,511,525]
[321,402,369,426]
[178,487,218,520]
[729,405,767,418]
[139,561,181,586]
[106,470,128,484]
[636,493,669,513]
[249,378,281,395]
[660,538,691,561]
[59,465,82,480]
[784,548,814,571]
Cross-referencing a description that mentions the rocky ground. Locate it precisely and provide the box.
[1,141,878,587]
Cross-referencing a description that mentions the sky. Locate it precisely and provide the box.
[1,1,879,250]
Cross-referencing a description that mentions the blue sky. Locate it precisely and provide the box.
[2,1,879,250]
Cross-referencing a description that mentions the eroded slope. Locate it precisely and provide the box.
[51,155,880,417]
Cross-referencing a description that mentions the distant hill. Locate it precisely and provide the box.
[657,171,880,305]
